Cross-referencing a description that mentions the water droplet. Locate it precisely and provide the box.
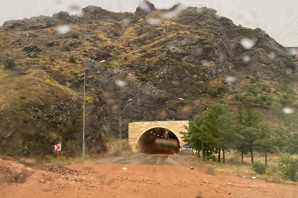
[283,107,294,114]
[69,4,80,11]
[240,38,256,49]
[196,7,204,14]
[219,53,225,63]
[115,80,127,87]
[162,4,186,19]
[121,19,131,26]
[69,5,83,17]
[146,17,162,25]
[139,1,153,13]
[242,55,251,62]
[285,69,293,75]
[56,25,71,34]
[288,48,297,56]
[268,52,276,59]
[225,76,237,83]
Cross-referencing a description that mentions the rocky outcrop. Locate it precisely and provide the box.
[3,16,56,31]
[82,6,114,19]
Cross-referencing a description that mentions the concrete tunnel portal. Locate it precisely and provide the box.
[128,121,189,154]
[137,127,180,154]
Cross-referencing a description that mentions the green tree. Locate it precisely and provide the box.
[186,103,237,163]
[216,113,238,164]
[235,107,263,163]
[187,115,217,159]
[253,123,276,167]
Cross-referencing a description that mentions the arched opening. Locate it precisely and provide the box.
[137,127,180,154]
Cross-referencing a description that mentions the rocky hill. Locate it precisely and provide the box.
[0,2,297,156]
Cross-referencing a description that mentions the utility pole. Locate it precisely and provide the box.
[82,68,86,157]
[119,99,122,139]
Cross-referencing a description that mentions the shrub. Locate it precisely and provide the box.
[85,95,94,103]
[70,32,80,39]
[2,58,16,69]
[206,154,217,162]
[252,162,266,174]
[62,45,70,51]
[68,56,76,63]
[207,87,218,97]
[279,154,298,181]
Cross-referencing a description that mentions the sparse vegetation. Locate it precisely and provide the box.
[0,3,297,176]
[252,162,266,174]
[69,55,76,63]
[71,32,80,39]
[279,154,298,181]
[2,58,16,69]
[85,95,94,103]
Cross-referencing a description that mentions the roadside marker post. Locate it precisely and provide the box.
[54,143,62,159]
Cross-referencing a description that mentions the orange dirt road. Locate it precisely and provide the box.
[0,154,297,198]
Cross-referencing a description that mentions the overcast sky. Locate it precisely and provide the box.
[0,0,298,46]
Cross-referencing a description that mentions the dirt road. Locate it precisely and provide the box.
[94,153,188,165]
[1,154,297,198]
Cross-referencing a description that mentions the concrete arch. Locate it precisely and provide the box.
[128,121,189,152]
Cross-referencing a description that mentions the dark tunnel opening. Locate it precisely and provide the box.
[137,127,180,154]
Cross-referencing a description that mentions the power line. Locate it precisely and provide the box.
[284,28,298,46]
[279,24,298,43]
[275,15,298,39]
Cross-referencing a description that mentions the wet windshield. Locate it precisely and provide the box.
[0,1,297,198]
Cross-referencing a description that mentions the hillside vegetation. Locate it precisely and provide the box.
[0,2,297,156]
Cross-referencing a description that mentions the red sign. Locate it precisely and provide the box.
[54,144,61,152]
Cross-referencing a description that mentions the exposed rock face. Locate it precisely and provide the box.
[0,2,296,156]
[3,16,56,30]
[82,6,114,19]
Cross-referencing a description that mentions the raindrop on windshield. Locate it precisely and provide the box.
[115,80,127,88]
[288,48,297,56]
[162,4,186,19]
[268,52,276,59]
[146,17,162,25]
[68,5,83,17]
[242,55,251,62]
[225,76,237,83]
[240,38,256,49]
[283,107,294,114]
[56,25,71,34]
[285,68,293,75]
[139,1,153,13]
[121,19,131,26]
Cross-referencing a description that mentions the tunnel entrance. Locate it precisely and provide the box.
[137,127,180,154]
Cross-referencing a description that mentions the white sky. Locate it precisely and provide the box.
[0,0,298,46]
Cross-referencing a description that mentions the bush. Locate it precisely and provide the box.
[2,58,16,69]
[68,56,76,63]
[206,154,217,162]
[252,162,266,174]
[207,87,218,97]
[279,154,298,181]
[70,32,80,39]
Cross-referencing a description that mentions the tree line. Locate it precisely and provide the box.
[182,103,298,167]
